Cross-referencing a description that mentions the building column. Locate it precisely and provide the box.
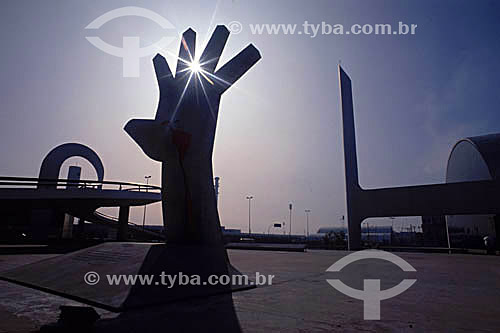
[77,218,85,239]
[347,214,363,250]
[118,206,130,241]
[62,166,81,239]
[62,214,75,239]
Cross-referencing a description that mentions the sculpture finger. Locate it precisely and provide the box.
[199,25,230,73]
[176,28,196,78]
[153,54,173,88]
[214,44,261,93]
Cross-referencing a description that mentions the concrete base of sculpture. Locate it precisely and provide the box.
[0,242,254,312]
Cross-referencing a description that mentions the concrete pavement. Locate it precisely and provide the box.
[0,249,499,332]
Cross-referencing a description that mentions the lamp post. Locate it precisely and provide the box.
[246,196,253,234]
[443,216,452,254]
[142,175,151,230]
[289,203,293,238]
[305,209,311,238]
[389,216,395,246]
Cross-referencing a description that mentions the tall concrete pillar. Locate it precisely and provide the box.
[118,206,130,241]
[339,66,363,250]
[62,166,81,239]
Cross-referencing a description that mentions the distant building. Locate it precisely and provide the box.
[445,134,500,248]
[421,216,447,247]
[313,226,392,244]
[220,226,242,242]
[221,226,241,234]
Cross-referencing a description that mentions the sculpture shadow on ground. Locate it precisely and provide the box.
[95,293,242,333]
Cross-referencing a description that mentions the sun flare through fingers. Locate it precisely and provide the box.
[189,60,201,73]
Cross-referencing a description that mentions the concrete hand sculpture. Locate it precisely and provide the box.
[125,26,261,246]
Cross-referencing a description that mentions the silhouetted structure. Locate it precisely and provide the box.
[0,143,161,243]
[339,66,500,250]
[125,25,260,272]
[38,143,104,189]
[446,134,500,248]
[126,26,260,247]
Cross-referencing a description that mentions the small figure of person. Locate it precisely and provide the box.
[484,235,496,255]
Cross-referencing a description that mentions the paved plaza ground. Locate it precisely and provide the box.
[0,248,499,332]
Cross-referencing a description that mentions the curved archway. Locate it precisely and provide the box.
[38,143,104,189]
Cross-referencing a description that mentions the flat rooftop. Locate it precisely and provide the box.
[0,249,499,332]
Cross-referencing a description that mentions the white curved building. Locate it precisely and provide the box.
[446,134,500,247]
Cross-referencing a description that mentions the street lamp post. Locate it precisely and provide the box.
[246,196,253,234]
[389,216,395,246]
[305,209,311,238]
[289,203,293,238]
[142,175,151,230]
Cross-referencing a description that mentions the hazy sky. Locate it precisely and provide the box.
[1,0,499,234]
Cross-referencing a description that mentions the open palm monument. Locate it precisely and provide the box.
[126,25,261,247]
